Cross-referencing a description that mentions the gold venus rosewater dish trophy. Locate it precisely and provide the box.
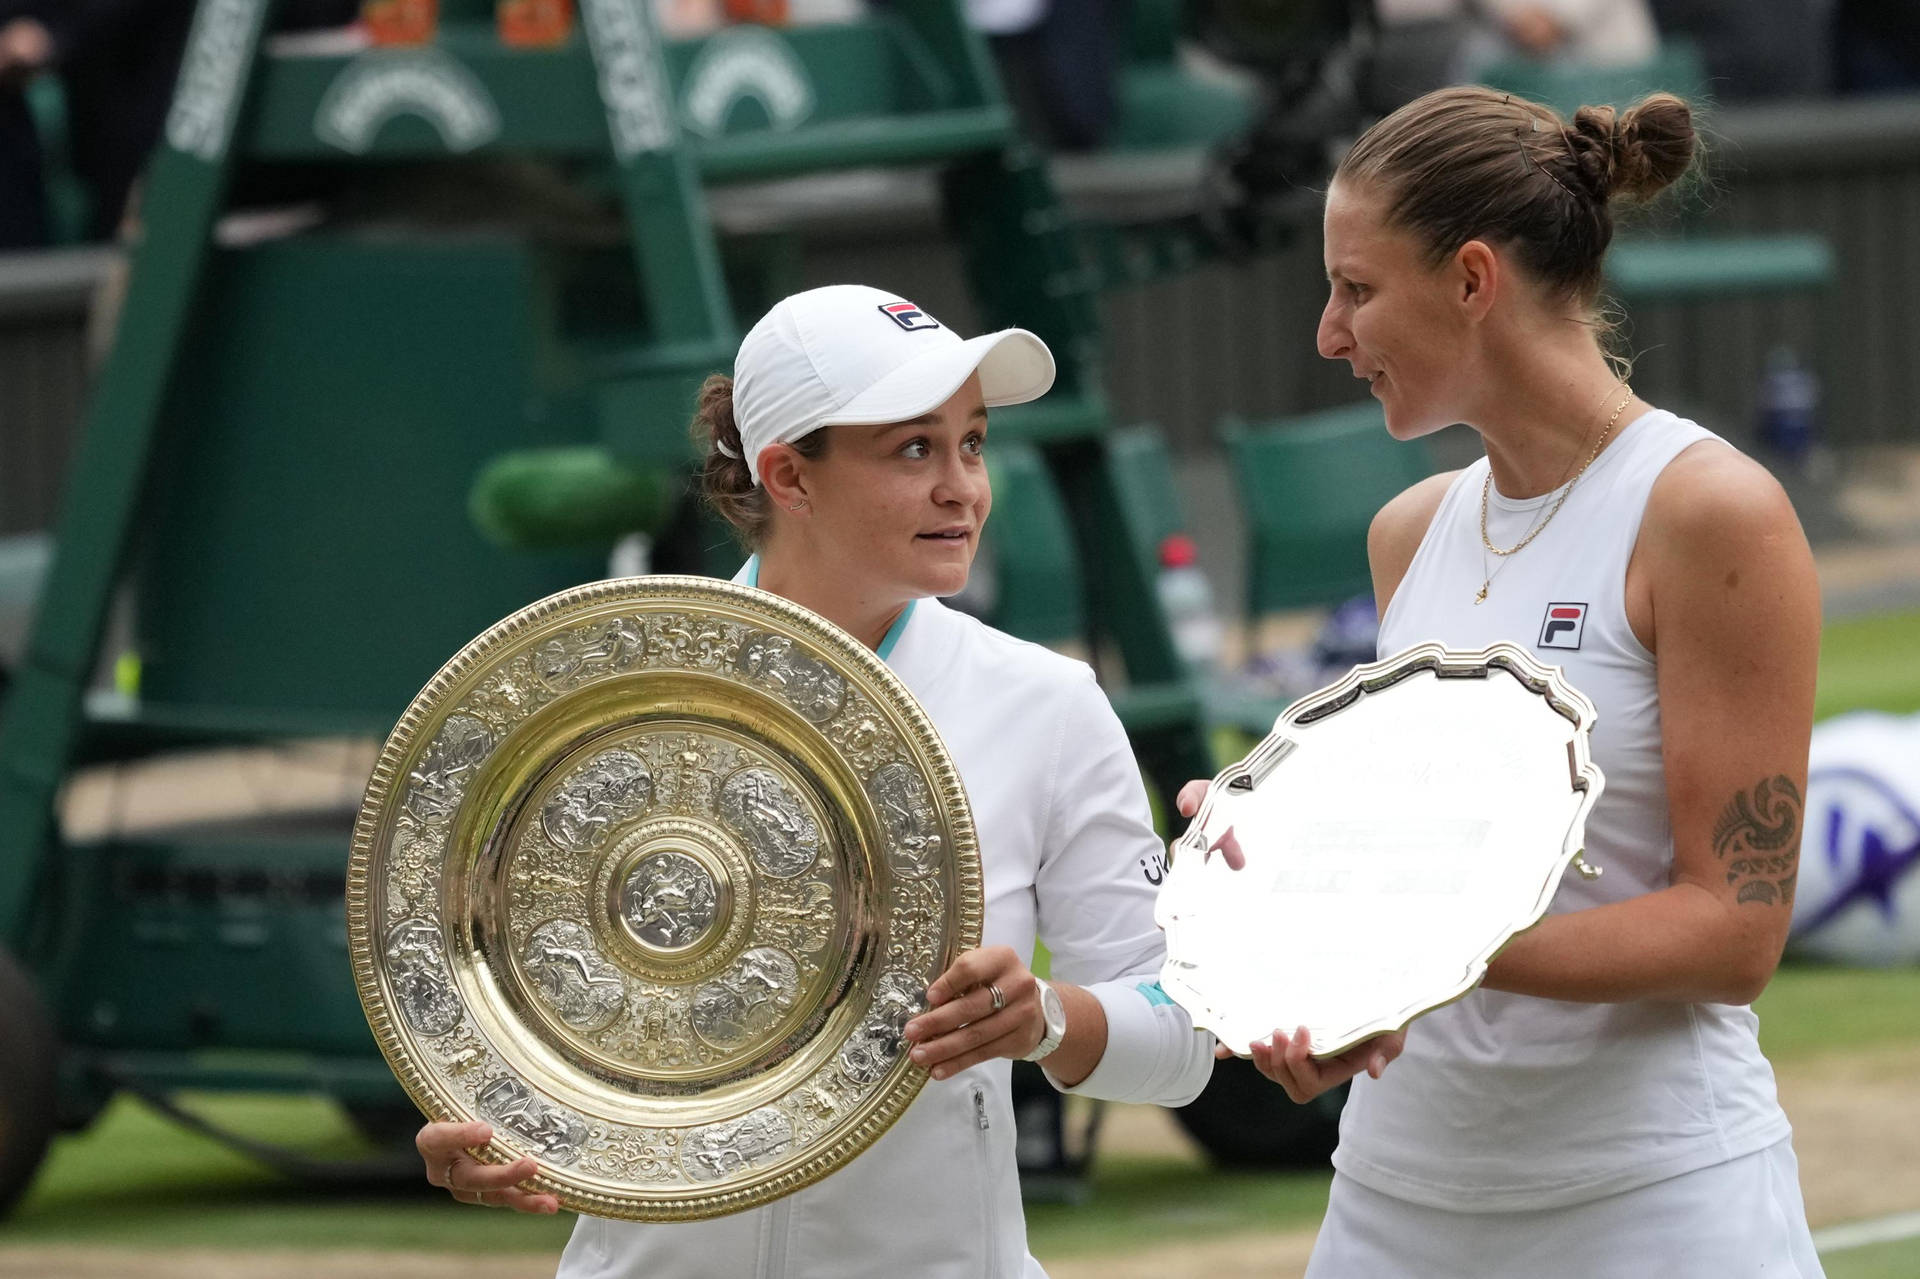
[347,577,980,1220]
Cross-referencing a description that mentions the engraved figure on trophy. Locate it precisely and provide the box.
[647,614,740,670]
[531,617,645,692]
[476,1076,589,1165]
[523,920,626,1031]
[837,970,926,1086]
[868,762,943,879]
[619,852,719,950]
[541,750,654,853]
[404,715,494,825]
[689,946,800,1051]
[757,880,835,955]
[679,1108,796,1182]
[832,710,902,775]
[385,917,463,1036]
[582,1125,681,1182]
[645,733,726,814]
[882,879,947,977]
[619,988,697,1069]
[737,631,848,723]
[718,767,820,878]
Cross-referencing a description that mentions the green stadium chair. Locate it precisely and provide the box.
[1205,403,1435,735]
[981,430,1215,752]
[1105,423,1190,589]
[1108,0,1257,151]
[1475,40,1709,123]
[1476,41,1836,304]
[1221,400,1436,616]
[983,440,1086,649]
[1099,424,1249,737]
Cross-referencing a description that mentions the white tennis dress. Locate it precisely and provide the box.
[1308,411,1823,1277]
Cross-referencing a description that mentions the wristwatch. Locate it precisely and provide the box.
[1021,978,1068,1062]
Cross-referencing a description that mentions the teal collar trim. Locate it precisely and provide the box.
[739,556,916,663]
[875,600,916,661]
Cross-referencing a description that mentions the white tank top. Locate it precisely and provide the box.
[1335,409,1794,1212]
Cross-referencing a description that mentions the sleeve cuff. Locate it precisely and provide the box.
[1044,980,1213,1106]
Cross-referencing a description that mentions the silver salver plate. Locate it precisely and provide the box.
[1158,642,1605,1057]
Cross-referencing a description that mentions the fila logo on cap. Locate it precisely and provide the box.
[1538,602,1588,651]
[878,300,941,332]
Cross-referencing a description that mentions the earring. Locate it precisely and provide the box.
[787,498,809,513]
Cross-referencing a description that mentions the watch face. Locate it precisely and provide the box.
[1040,982,1066,1034]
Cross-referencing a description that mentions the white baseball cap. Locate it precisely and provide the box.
[731,284,1056,486]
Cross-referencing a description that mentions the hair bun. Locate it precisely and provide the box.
[692,373,756,518]
[1574,93,1696,203]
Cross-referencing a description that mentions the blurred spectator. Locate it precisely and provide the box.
[1647,0,1828,100]
[0,15,51,247]
[657,0,725,37]
[968,0,1119,150]
[0,1,198,242]
[1832,0,1920,94]
[0,0,357,247]
[1372,0,1659,105]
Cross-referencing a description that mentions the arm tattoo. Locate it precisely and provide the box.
[1712,775,1802,907]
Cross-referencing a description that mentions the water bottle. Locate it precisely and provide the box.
[1756,346,1821,466]
[607,531,651,580]
[1156,533,1224,673]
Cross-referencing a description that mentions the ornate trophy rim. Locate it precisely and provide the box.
[1160,641,1604,1057]
[346,575,983,1219]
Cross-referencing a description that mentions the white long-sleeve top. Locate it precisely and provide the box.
[556,582,1213,1279]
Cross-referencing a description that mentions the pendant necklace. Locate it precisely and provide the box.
[1475,387,1633,605]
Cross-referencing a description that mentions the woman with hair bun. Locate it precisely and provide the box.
[413,284,1274,1277]
[1203,87,1824,1274]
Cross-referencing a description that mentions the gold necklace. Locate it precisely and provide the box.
[1474,388,1632,604]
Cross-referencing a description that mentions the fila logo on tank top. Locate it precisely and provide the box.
[1538,602,1588,649]
[1343,409,1794,1214]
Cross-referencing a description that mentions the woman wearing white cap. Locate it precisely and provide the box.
[414,284,1237,1277]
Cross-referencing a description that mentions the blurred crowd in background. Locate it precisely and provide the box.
[0,0,1916,253]
[1370,0,1920,104]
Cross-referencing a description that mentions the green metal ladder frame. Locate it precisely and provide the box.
[0,0,1211,1065]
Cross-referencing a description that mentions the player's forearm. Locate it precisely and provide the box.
[1482,880,1788,1006]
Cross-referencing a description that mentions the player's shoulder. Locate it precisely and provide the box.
[1644,436,1799,551]
[935,600,1102,699]
[1368,469,1463,611]
[1369,469,1462,559]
